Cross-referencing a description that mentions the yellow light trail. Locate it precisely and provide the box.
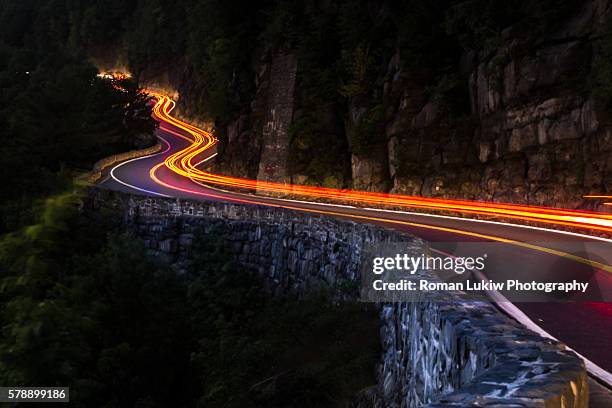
[149,161,612,274]
[583,195,612,207]
[147,91,612,234]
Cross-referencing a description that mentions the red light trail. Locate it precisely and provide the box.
[147,91,612,234]
[101,85,612,380]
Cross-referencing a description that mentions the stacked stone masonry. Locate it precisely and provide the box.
[88,189,589,407]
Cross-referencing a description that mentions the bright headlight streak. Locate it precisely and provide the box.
[146,91,612,234]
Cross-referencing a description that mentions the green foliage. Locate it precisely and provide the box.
[0,200,378,406]
[182,0,265,120]
[339,46,375,97]
[200,38,239,119]
[0,2,156,233]
[289,112,349,187]
[259,0,302,48]
[127,0,185,76]
[350,104,386,158]
[0,194,196,406]
[592,31,612,106]
[391,1,458,69]
[293,16,341,103]
[445,0,508,52]
[445,0,583,53]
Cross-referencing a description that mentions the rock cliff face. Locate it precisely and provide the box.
[384,0,611,209]
[228,0,610,208]
[137,1,611,210]
[256,51,298,184]
[213,51,298,182]
[347,99,392,192]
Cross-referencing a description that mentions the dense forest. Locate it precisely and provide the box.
[0,196,378,406]
[3,0,605,188]
[3,0,591,187]
[0,0,610,405]
[63,0,586,186]
[0,0,157,232]
[53,0,606,203]
[0,1,380,406]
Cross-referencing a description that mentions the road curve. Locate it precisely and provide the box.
[100,93,612,385]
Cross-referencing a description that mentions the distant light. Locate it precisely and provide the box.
[97,71,132,80]
[25,71,30,75]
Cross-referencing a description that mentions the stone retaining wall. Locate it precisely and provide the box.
[87,188,588,407]
[381,301,587,407]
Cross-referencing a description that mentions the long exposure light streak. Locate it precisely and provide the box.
[148,91,612,234]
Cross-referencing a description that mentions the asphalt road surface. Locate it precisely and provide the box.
[100,100,612,395]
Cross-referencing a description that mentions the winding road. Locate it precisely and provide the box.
[100,91,612,394]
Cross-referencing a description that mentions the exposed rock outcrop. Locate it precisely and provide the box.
[135,1,611,211]
[256,51,298,184]
[385,0,611,209]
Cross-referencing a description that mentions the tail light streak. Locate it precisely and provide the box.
[147,92,612,234]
